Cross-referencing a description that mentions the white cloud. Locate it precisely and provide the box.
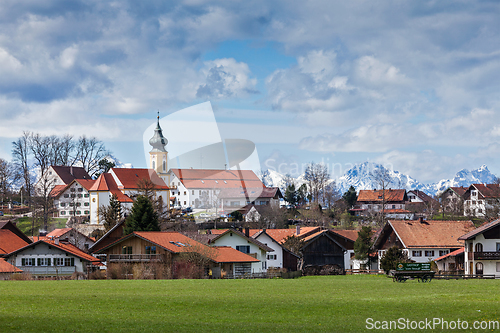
[197,58,257,99]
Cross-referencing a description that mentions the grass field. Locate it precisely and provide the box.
[1,275,499,332]
[13,217,67,236]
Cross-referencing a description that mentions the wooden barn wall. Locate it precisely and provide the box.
[282,251,298,271]
[302,235,344,268]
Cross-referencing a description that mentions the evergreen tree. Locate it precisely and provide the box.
[380,246,410,273]
[98,193,122,232]
[354,226,373,261]
[342,186,357,208]
[284,184,297,207]
[124,195,160,234]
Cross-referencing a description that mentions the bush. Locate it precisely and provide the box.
[88,270,107,280]
[10,272,33,281]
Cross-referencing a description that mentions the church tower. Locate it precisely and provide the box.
[149,112,169,184]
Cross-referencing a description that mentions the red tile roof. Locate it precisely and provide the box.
[357,189,407,202]
[211,227,321,244]
[211,246,259,263]
[435,248,464,262]
[470,184,500,198]
[388,220,475,248]
[49,185,67,198]
[0,258,22,273]
[449,186,468,196]
[0,230,30,255]
[332,229,359,242]
[46,228,72,238]
[89,173,133,203]
[111,168,169,190]
[458,218,500,240]
[218,187,282,199]
[171,169,264,190]
[384,209,412,214]
[51,166,91,184]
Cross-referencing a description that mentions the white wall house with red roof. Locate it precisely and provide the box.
[4,239,101,277]
[88,168,170,224]
[459,219,500,276]
[51,179,95,218]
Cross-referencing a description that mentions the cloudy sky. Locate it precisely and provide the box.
[1,0,500,183]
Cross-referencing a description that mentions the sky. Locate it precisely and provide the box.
[1,0,500,183]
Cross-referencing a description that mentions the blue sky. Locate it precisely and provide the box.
[1,1,500,183]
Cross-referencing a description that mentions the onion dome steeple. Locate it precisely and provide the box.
[149,111,168,152]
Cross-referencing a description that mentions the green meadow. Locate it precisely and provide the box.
[1,275,499,332]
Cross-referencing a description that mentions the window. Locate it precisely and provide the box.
[64,194,69,198]
[475,243,483,252]
[425,250,435,257]
[496,243,500,252]
[77,194,83,198]
[84,202,89,206]
[259,201,267,205]
[69,202,74,206]
[60,203,66,207]
[71,188,75,192]
[69,211,75,215]
[392,205,396,209]
[84,194,89,198]
[152,161,156,170]
[71,194,76,198]
[145,246,157,254]
[76,203,81,207]
[184,191,186,195]
[122,246,132,254]
[497,262,500,272]
[439,250,449,257]
[22,258,35,266]
[236,245,250,254]
[412,251,422,257]
[76,211,81,215]
[64,258,74,266]
[60,211,66,215]
[199,190,201,195]
[84,210,90,214]
[54,258,64,266]
[78,187,83,192]
[163,160,166,172]
[230,201,240,206]
[38,258,51,266]
[267,254,277,260]
[192,190,194,195]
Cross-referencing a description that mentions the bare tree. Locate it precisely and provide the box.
[0,159,17,205]
[371,167,394,226]
[304,163,330,206]
[73,136,109,178]
[12,132,33,206]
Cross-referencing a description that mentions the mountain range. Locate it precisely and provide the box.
[259,162,498,197]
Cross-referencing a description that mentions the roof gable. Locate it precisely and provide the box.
[110,168,169,190]
[357,189,407,202]
[0,229,31,255]
[379,220,475,248]
[170,168,264,190]
[210,229,274,252]
[50,166,91,184]
[0,221,32,244]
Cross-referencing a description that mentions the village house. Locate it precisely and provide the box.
[440,186,467,215]
[38,165,91,190]
[36,228,96,252]
[93,231,260,278]
[88,168,169,224]
[463,184,500,217]
[209,228,273,274]
[167,168,265,209]
[4,238,101,278]
[300,230,347,270]
[50,179,95,218]
[329,229,359,270]
[373,219,475,269]
[458,219,500,277]
[406,190,440,217]
[352,189,410,218]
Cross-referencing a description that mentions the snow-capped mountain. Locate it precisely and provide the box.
[259,162,497,197]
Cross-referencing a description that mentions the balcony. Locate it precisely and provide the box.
[21,266,77,275]
[109,254,162,262]
[474,252,500,260]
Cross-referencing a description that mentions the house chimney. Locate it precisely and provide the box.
[245,227,249,238]
[296,225,301,235]
[419,217,424,223]
[70,166,73,176]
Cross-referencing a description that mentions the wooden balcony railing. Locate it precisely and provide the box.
[474,252,500,260]
[109,254,162,262]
